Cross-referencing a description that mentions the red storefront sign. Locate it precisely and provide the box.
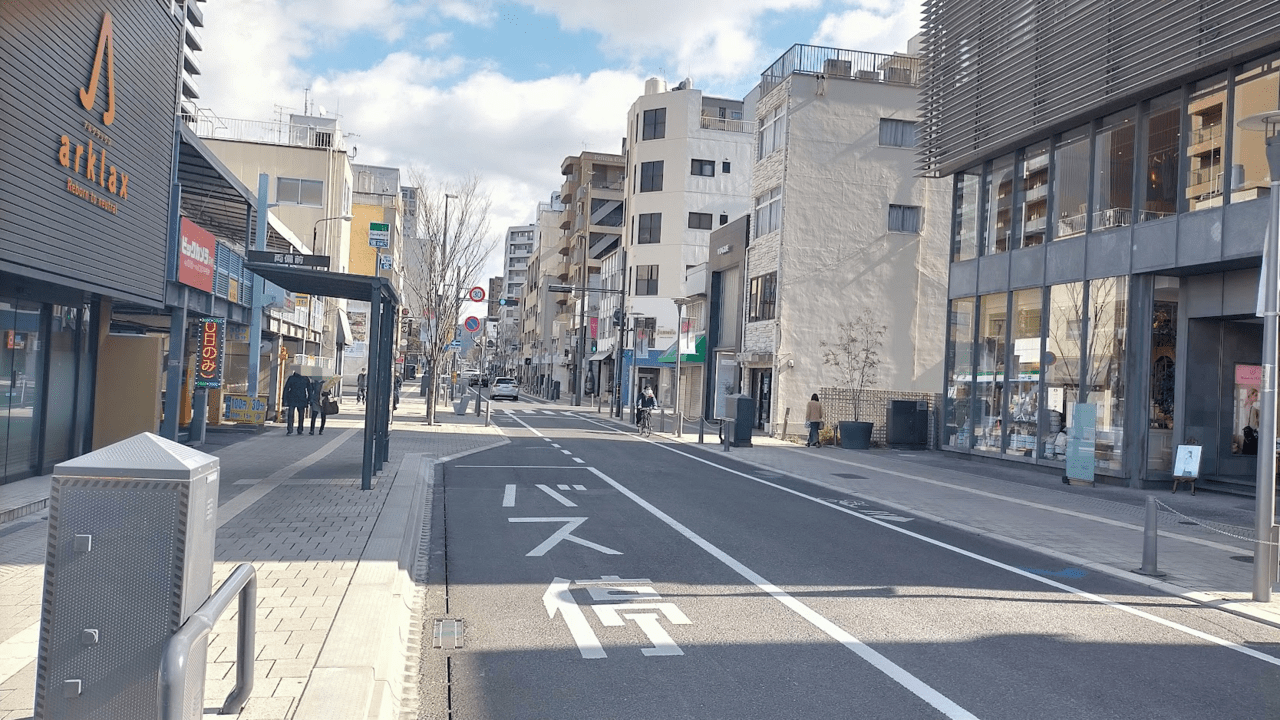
[194,318,225,388]
[179,217,216,292]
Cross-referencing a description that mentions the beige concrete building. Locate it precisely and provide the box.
[742,43,949,434]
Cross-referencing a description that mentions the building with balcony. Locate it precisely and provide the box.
[521,194,570,396]
[923,0,1280,491]
[503,225,534,329]
[618,78,755,408]
[741,42,948,435]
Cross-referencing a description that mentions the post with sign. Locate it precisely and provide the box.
[369,222,390,248]
[191,318,225,444]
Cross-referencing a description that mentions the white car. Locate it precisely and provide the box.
[490,377,519,401]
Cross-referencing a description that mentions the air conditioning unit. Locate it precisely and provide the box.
[884,67,914,84]
[822,58,852,77]
[855,69,879,81]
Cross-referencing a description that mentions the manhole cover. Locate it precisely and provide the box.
[833,473,866,480]
[1231,555,1254,564]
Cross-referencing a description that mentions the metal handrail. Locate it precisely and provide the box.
[159,563,257,719]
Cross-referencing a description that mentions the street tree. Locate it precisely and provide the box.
[821,309,887,422]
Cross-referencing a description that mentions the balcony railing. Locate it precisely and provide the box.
[761,43,921,96]
[190,113,346,151]
[699,116,753,133]
[1190,124,1224,147]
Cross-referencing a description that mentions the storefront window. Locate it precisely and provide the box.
[1006,289,1043,457]
[953,167,982,261]
[1043,283,1084,460]
[984,155,1016,254]
[946,298,975,448]
[974,292,1008,453]
[1231,54,1279,203]
[0,299,45,482]
[1053,126,1090,239]
[1084,276,1128,472]
[1020,142,1050,248]
[1232,364,1261,456]
[1186,74,1227,212]
[1092,110,1136,231]
[1148,277,1178,472]
[1142,92,1181,221]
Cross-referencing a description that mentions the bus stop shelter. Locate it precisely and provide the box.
[244,262,398,490]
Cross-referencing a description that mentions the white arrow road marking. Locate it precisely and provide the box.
[544,578,605,659]
[503,484,516,507]
[536,484,578,507]
[509,517,622,556]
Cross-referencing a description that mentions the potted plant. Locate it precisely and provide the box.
[821,309,886,450]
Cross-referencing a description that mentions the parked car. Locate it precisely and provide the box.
[463,371,480,386]
[490,377,519,401]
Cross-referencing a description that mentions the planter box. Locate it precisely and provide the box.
[839,421,873,450]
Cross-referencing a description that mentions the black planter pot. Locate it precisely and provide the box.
[839,421,873,450]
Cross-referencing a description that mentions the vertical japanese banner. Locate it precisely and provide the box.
[194,318,226,388]
[679,316,695,355]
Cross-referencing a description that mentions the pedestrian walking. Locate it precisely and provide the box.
[282,370,310,436]
[393,371,403,411]
[308,377,325,435]
[356,368,367,404]
[311,381,335,435]
[806,393,823,447]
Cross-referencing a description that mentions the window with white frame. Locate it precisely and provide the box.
[754,186,781,237]
[879,119,918,148]
[758,104,786,159]
[277,177,324,206]
[748,272,777,321]
[888,204,922,233]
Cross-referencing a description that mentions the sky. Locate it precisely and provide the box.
[197,0,923,283]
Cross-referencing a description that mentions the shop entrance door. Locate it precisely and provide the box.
[751,368,772,429]
[0,298,44,483]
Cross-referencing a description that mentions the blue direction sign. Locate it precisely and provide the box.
[463,316,481,333]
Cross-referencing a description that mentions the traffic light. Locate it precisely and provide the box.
[499,297,520,307]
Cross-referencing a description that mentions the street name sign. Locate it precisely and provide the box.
[369,222,390,248]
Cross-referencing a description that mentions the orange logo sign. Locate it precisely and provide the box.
[79,12,117,126]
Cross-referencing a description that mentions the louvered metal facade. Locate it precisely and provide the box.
[920,0,1280,177]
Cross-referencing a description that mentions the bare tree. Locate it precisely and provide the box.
[821,309,887,422]
[401,170,499,423]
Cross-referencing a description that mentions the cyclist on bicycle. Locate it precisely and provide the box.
[637,387,657,431]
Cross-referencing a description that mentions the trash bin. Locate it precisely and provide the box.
[729,394,755,447]
[36,433,220,720]
[839,421,873,449]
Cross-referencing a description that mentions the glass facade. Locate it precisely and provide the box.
[1186,74,1227,212]
[945,298,975,448]
[1084,276,1128,472]
[1142,92,1181,221]
[1006,289,1042,456]
[953,167,982,261]
[984,155,1016,254]
[1232,54,1279,203]
[1043,283,1083,461]
[1092,110,1136,231]
[1019,142,1050,248]
[974,293,1007,453]
[1053,126,1090,239]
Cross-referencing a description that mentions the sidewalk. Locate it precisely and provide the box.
[578,410,1280,629]
[0,392,505,720]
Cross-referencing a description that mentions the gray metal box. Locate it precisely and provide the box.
[729,394,755,447]
[35,433,219,720]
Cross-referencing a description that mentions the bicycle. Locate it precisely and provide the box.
[637,407,652,437]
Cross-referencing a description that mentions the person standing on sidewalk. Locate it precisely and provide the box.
[311,382,334,435]
[806,393,823,447]
[356,368,367,404]
[282,370,311,436]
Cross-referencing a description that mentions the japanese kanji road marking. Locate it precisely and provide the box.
[509,517,622,556]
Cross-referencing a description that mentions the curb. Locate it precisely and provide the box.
[571,411,1280,633]
[0,498,48,525]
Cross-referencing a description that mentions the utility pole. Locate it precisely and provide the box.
[573,231,587,407]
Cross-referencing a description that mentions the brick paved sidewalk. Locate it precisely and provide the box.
[0,405,504,720]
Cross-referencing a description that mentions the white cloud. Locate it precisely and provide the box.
[810,1,922,55]
[424,32,452,50]
[519,0,822,83]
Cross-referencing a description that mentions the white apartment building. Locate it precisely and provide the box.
[503,225,535,327]
[742,42,949,434]
[619,78,755,407]
[521,194,570,396]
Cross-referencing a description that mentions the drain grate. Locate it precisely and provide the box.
[832,473,866,480]
[433,619,464,649]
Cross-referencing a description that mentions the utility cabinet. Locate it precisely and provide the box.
[35,433,219,720]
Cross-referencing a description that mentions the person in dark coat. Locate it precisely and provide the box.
[310,379,331,435]
[282,370,311,436]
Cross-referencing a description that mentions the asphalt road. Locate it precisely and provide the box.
[416,401,1280,719]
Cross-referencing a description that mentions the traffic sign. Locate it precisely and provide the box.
[378,253,393,270]
[446,340,462,351]
[246,250,330,269]
[369,222,390,248]
[463,316,481,333]
[469,286,486,302]
[548,284,573,293]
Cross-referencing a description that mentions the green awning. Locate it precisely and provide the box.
[658,334,706,364]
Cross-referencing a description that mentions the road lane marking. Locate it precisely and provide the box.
[505,410,546,437]
[509,517,622,556]
[503,484,516,507]
[573,458,585,464]
[574,485,586,491]
[570,414,1280,670]
[561,449,573,455]
[584,465,979,719]
[454,465,593,469]
[552,444,562,448]
[558,484,571,490]
[537,484,578,507]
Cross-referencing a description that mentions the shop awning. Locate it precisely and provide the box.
[657,335,706,364]
[587,349,612,362]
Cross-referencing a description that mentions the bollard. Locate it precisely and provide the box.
[1135,496,1166,577]
[698,417,705,444]
[660,407,666,433]
[781,407,790,441]
[723,419,733,452]
[676,411,683,438]
[485,398,492,427]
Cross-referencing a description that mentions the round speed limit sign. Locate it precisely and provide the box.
[468,286,486,302]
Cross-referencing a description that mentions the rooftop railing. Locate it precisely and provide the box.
[760,44,921,96]
[189,111,347,151]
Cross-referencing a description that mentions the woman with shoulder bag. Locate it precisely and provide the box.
[806,393,823,447]
[311,381,336,435]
